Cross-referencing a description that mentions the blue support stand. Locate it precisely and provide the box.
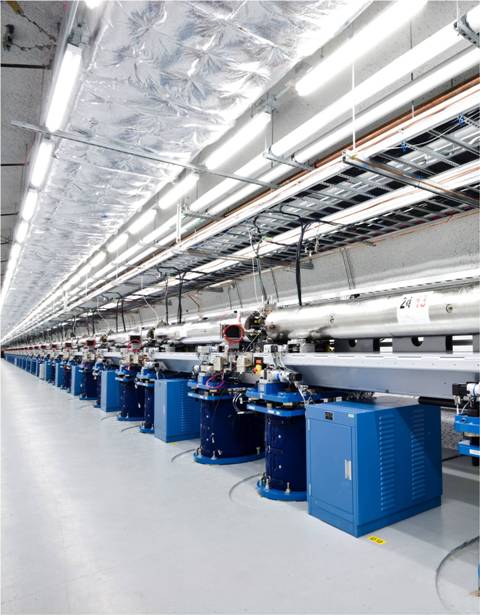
[189,380,264,465]
[93,362,105,408]
[246,382,339,502]
[79,362,97,400]
[454,413,480,461]
[116,365,144,421]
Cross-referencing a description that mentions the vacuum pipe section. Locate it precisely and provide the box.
[154,318,244,346]
[265,284,480,341]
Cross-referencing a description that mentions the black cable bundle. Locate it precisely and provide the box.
[177,273,186,324]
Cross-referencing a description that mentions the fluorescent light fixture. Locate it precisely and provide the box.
[9,242,21,264]
[128,246,156,266]
[45,44,83,133]
[297,47,480,163]
[21,190,39,222]
[204,112,271,170]
[15,220,29,243]
[107,232,129,253]
[30,140,54,188]
[90,250,106,267]
[93,262,115,279]
[128,209,156,234]
[296,0,428,97]
[158,174,199,210]
[113,244,142,264]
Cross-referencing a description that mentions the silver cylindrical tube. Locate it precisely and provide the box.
[265,284,480,340]
[154,317,245,345]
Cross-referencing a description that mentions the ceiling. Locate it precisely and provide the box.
[1,1,64,278]
[1,0,367,339]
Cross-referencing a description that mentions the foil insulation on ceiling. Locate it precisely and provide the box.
[3,0,367,336]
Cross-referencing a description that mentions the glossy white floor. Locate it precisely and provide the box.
[1,360,479,615]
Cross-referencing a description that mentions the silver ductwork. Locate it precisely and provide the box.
[265,284,480,340]
[154,317,245,345]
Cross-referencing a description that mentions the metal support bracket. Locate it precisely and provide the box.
[182,210,224,222]
[454,15,480,48]
[342,151,478,208]
[12,121,280,190]
[263,146,315,171]
[392,335,453,354]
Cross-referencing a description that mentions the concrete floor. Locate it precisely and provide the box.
[1,360,479,615]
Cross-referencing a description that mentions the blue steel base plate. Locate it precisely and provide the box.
[139,426,154,434]
[458,439,480,459]
[454,413,480,435]
[117,415,143,422]
[256,480,307,502]
[188,391,235,401]
[193,451,264,465]
[247,403,305,417]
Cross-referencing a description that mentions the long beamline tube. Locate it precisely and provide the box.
[4,282,480,350]
[265,283,480,340]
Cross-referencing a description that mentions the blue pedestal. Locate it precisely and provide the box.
[154,379,200,443]
[189,381,264,465]
[306,398,442,537]
[116,368,143,420]
[100,370,121,412]
[79,364,97,400]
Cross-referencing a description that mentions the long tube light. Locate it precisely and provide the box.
[90,250,106,267]
[21,190,39,222]
[204,112,271,171]
[30,141,54,188]
[128,209,156,234]
[107,232,129,253]
[296,0,428,97]
[15,221,29,244]
[45,44,83,133]
[158,174,199,210]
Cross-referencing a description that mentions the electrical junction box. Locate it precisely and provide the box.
[236,354,253,374]
[154,379,200,443]
[100,370,121,412]
[213,356,225,372]
[306,397,442,537]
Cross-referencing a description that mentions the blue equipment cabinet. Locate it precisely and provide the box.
[154,379,200,442]
[71,365,84,396]
[55,364,65,388]
[306,397,442,537]
[100,370,121,413]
